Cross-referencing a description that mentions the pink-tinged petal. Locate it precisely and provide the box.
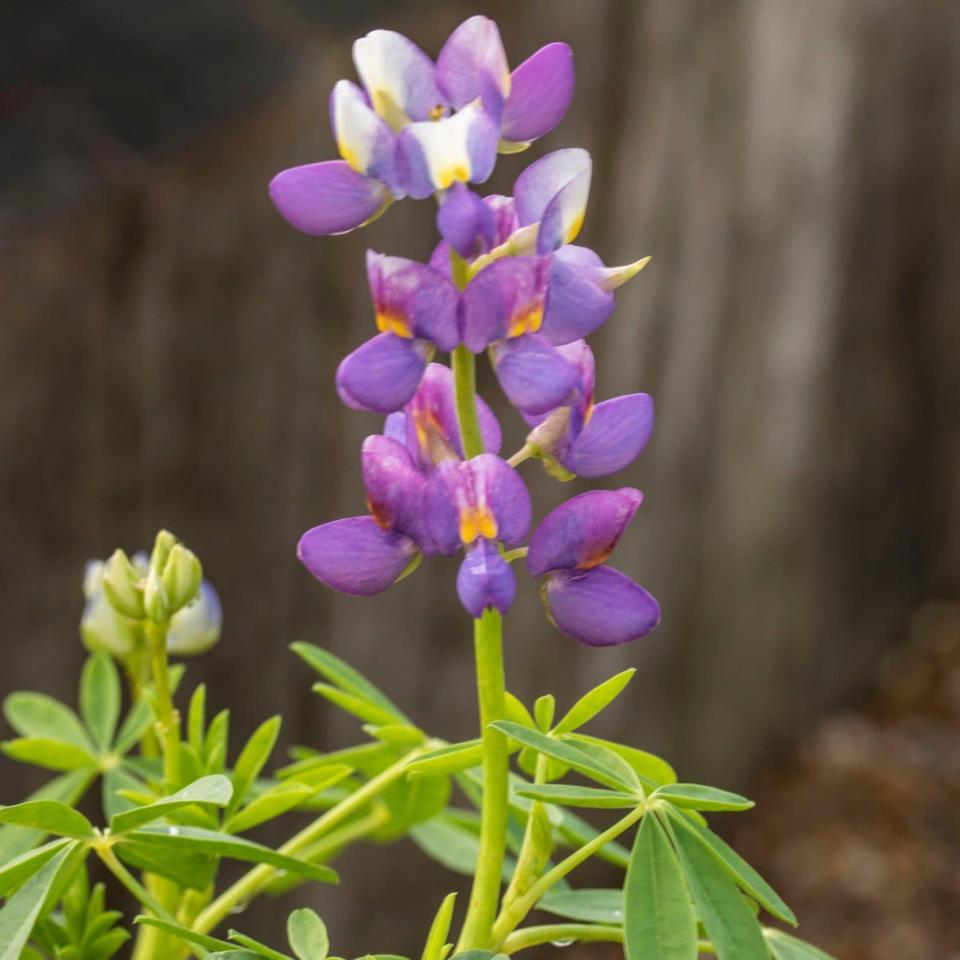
[361,434,428,545]
[501,43,574,144]
[540,245,614,345]
[543,566,661,647]
[470,453,531,547]
[336,334,431,413]
[457,539,516,617]
[514,148,591,227]
[352,30,443,127]
[436,15,510,118]
[298,516,418,596]
[269,161,391,236]
[491,335,580,416]
[398,103,499,198]
[329,80,400,193]
[366,251,460,350]
[538,168,591,253]
[404,363,502,468]
[528,487,643,576]
[437,184,497,259]
[459,256,549,352]
[561,394,655,478]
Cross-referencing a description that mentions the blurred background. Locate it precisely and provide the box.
[1,1,959,957]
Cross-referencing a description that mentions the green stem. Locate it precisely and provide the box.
[491,805,647,946]
[192,749,422,935]
[500,924,624,954]
[451,346,485,458]
[145,619,179,787]
[455,610,509,951]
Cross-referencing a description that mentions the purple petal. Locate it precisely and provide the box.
[397,104,499,198]
[298,516,418,596]
[404,363,502,468]
[538,168,591,253]
[469,454,531,547]
[543,566,661,647]
[459,256,549,352]
[423,461,466,555]
[491,334,580,416]
[561,394,655,478]
[527,487,643,576]
[352,30,443,125]
[501,43,575,144]
[540,245,614,345]
[514,148,591,227]
[436,16,510,118]
[457,539,516,617]
[437,184,497,259]
[429,240,453,276]
[336,334,431,413]
[269,161,391,236]
[366,252,460,350]
[361,434,428,545]
[384,411,407,444]
[329,80,400,193]
[486,194,520,246]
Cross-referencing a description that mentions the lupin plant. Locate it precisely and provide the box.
[0,16,835,960]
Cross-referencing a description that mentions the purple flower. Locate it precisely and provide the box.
[270,18,574,236]
[384,363,502,471]
[424,455,531,617]
[524,341,654,478]
[298,434,429,596]
[527,488,660,646]
[337,253,460,413]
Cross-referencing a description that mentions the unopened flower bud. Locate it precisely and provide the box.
[167,582,222,656]
[101,549,145,620]
[80,591,137,659]
[161,544,203,615]
[143,568,170,624]
[149,530,177,579]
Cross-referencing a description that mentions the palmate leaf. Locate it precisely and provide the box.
[662,805,796,925]
[288,908,329,960]
[662,811,768,960]
[553,669,636,735]
[80,654,121,752]
[764,929,837,960]
[538,887,625,925]
[110,774,233,833]
[654,783,754,812]
[292,643,409,724]
[623,814,698,960]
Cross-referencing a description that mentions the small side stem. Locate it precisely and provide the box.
[491,805,647,946]
[454,610,509,951]
[500,924,624,954]
[97,847,183,930]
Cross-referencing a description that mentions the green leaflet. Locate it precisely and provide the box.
[110,774,233,833]
[515,784,639,809]
[187,684,207,753]
[288,908,329,960]
[292,643,409,724]
[538,887,625,925]
[134,915,233,952]
[0,838,73,898]
[764,929,837,960]
[378,774,452,840]
[230,930,294,960]
[662,806,796,925]
[113,697,153,756]
[490,722,637,792]
[225,782,319,834]
[0,801,94,839]
[502,692,535,729]
[102,765,146,821]
[563,733,676,787]
[654,783,754,812]
[664,812,768,960]
[533,695,556,731]
[2,737,97,772]
[623,814,698,960]
[115,840,217,891]
[406,740,483,777]
[420,892,457,960]
[228,716,282,817]
[3,693,92,751]
[313,684,399,727]
[0,845,75,960]
[80,654,121,752]
[553,669,636,734]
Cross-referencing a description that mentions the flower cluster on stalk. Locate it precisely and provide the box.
[277,16,661,647]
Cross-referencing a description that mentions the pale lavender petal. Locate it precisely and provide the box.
[336,334,431,413]
[398,104,499,197]
[469,453,531,547]
[352,30,443,126]
[366,252,460,350]
[514,148,591,227]
[269,161,391,236]
[329,80,400,192]
[527,487,643,576]
[538,167,591,253]
[543,566,661,647]
[501,43,574,143]
[540,245,614,344]
[457,540,516,617]
[298,516,418,596]
[561,394,655,478]
[491,334,579,415]
[437,183,496,259]
[436,15,510,117]
[361,434,428,544]
[459,256,549,352]
[167,582,222,656]
[384,412,407,445]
